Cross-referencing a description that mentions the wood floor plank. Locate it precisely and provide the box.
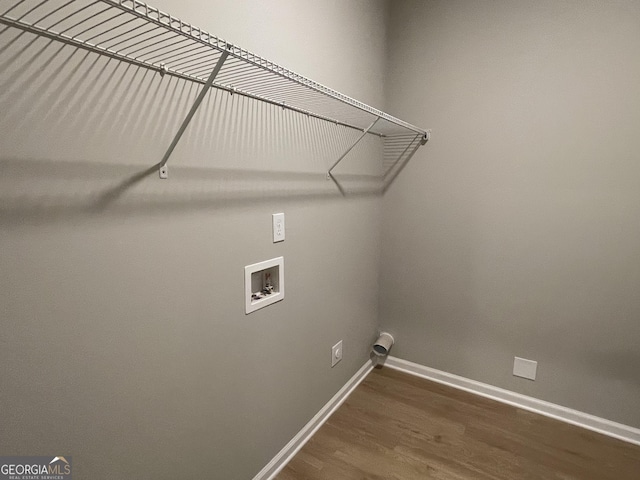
[277,367,640,479]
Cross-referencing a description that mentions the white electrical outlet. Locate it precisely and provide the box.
[272,213,285,243]
[331,340,343,367]
[513,357,537,380]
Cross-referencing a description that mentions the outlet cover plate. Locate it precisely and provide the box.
[272,213,285,243]
[513,356,537,380]
[331,340,343,367]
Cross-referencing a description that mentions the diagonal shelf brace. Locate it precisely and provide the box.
[159,50,230,178]
[327,117,380,180]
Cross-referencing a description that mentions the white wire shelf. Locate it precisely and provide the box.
[0,0,429,183]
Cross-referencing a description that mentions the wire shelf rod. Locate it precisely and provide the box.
[137,41,202,66]
[228,46,425,134]
[15,0,47,21]
[168,49,218,70]
[98,22,156,49]
[0,13,176,75]
[104,0,229,51]
[32,1,79,26]
[87,17,144,40]
[174,60,220,77]
[214,65,265,80]
[206,83,387,137]
[134,37,192,63]
[58,6,112,36]
[187,63,244,78]
[101,0,426,135]
[118,31,174,57]
[223,77,296,93]
[0,13,383,138]
[83,15,139,43]
[142,44,212,67]
[181,61,226,77]
[0,0,428,148]
[214,64,255,76]
[247,85,330,99]
[44,1,100,31]
[33,0,74,25]
[69,10,130,39]
[1,0,27,17]
[103,24,168,50]
[122,0,421,133]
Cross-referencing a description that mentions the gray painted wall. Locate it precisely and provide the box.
[0,1,387,478]
[3,1,640,478]
[381,0,640,428]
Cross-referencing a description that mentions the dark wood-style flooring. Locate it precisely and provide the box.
[277,367,640,479]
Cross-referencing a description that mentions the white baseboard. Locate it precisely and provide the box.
[383,356,640,447]
[252,359,375,480]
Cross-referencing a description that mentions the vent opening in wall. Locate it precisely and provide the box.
[373,332,394,356]
[245,257,284,314]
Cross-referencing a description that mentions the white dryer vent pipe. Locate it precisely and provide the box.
[373,332,394,357]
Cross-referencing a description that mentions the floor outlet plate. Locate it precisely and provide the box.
[513,356,537,380]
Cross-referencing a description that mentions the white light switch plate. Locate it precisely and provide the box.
[331,340,343,367]
[272,213,285,243]
[513,356,537,380]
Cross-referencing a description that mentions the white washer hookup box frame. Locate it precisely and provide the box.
[244,257,284,314]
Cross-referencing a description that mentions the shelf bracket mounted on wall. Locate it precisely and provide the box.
[327,117,380,181]
[158,50,230,179]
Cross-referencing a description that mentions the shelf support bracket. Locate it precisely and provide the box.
[158,50,230,178]
[327,117,380,180]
